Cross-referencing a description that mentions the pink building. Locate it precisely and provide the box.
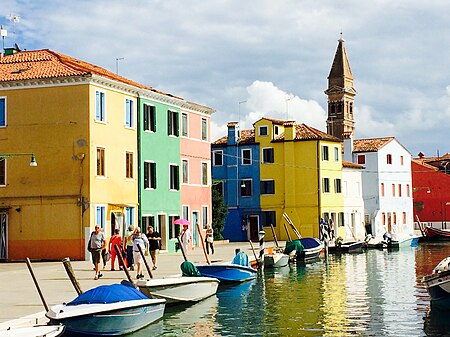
[180,104,214,249]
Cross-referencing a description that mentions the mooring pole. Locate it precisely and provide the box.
[25,258,49,312]
[258,230,265,263]
[62,257,83,295]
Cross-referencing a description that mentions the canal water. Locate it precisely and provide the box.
[75,242,450,337]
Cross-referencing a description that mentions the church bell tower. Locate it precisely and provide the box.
[325,36,356,140]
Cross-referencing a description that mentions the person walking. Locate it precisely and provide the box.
[180,224,191,255]
[129,227,149,279]
[88,225,106,280]
[328,218,334,240]
[205,224,214,255]
[109,228,124,271]
[145,225,161,270]
[124,225,135,271]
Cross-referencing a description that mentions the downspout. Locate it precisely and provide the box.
[317,140,321,237]
[137,95,142,230]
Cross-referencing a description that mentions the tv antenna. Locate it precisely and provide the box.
[8,13,20,44]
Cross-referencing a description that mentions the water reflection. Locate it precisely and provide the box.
[63,242,450,337]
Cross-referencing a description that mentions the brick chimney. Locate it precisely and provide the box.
[283,121,295,141]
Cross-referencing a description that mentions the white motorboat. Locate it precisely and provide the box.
[0,324,65,337]
[46,284,165,336]
[136,276,219,304]
[264,252,289,268]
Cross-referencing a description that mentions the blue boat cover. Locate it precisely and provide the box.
[231,251,250,267]
[67,284,148,306]
[299,238,320,249]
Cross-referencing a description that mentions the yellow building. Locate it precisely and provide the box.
[254,118,344,240]
[0,49,151,260]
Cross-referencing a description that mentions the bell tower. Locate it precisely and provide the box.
[325,35,356,140]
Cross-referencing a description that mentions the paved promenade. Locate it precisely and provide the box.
[0,240,263,328]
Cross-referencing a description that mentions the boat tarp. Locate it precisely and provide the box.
[181,261,201,277]
[299,238,320,249]
[231,251,250,267]
[67,284,148,306]
[284,240,304,255]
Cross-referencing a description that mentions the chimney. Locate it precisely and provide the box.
[343,131,353,162]
[283,121,295,141]
[227,122,239,145]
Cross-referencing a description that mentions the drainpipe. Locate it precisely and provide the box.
[317,140,321,237]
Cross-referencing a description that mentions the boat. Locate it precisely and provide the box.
[195,251,257,283]
[422,256,450,309]
[284,238,323,261]
[136,276,219,304]
[46,283,166,336]
[263,251,289,268]
[330,239,365,253]
[388,235,420,248]
[423,226,450,241]
[0,324,65,337]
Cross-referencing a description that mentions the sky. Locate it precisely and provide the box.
[1,0,450,157]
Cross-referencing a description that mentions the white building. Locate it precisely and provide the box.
[344,135,414,240]
[342,160,366,240]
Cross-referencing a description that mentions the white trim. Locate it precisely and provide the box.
[143,160,156,190]
[181,158,189,185]
[0,158,7,187]
[181,112,189,138]
[94,89,107,123]
[95,146,107,178]
[261,147,274,164]
[201,117,208,142]
[168,163,180,191]
[241,148,252,165]
[258,125,268,136]
[124,150,135,181]
[201,161,209,186]
[124,97,136,130]
[212,150,223,166]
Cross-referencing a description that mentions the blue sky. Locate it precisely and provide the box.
[2,0,450,157]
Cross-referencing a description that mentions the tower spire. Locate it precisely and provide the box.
[324,35,356,140]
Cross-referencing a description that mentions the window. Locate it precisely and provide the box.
[169,164,179,190]
[381,183,385,197]
[334,147,339,162]
[322,145,329,161]
[262,211,276,227]
[403,212,407,224]
[201,118,207,141]
[0,159,5,186]
[125,98,134,128]
[142,215,155,230]
[96,147,105,176]
[400,156,404,165]
[182,205,189,221]
[261,180,275,194]
[242,149,251,165]
[168,110,179,136]
[392,184,395,197]
[213,151,223,166]
[201,162,208,185]
[181,113,188,137]
[241,179,252,196]
[262,148,274,163]
[96,206,106,229]
[387,154,392,164]
[0,97,6,126]
[357,155,365,164]
[202,206,208,229]
[406,184,410,197]
[335,178,342,193]
[381,213,386,226]
[398,184,402,197]
[182,159,189,184]
[323,178,330,193]
[126,207,134,227]
[393,212,397,224]
[143,104,156,132]
[144,161,156,189]
[95,91,105,122]
[213,181,224,196]
[259,126,268,136]
[339,212,344,227]
[125,152,133,179]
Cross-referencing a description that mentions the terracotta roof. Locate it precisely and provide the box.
[254,117,287,125]
[212,129,255,145]
[414,153,450,162]
[412,159,439,171]
[353,137,395,153]
[342,160,363,169]
[0,49,182,99]
[275,123,341,142]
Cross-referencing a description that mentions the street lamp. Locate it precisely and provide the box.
[412,187,430,193]
[0,153,37,167]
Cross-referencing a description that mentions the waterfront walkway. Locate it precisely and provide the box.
[0,240,260,328]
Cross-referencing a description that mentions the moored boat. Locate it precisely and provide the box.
[330,240,365,253]
[388,235,420,248]
[284,238,323,261]
[0,324,65,337]
[422,256,450,309]
[46,284,165,336]
[195,263,257,283]
[136,276,219,304]
[424,226,450,241]
[264,252,289,268]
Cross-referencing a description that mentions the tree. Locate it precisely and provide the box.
[212,185,228,240]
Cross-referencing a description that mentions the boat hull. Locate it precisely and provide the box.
[423,270,450,309]
[298,238,323,260]
[424,226,450,241]
[0,324,65,337]
[264,253,289,268]
[137,277,219,304]
[47,300,165,336]
[195,263,257,283]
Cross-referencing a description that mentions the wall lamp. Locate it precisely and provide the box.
[0,153,37,167]
[412,186,430,193]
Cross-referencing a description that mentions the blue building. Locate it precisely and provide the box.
[212,122,261,241]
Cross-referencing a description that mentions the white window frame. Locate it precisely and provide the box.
[182,159,189,184]
[96,205,107,230]
[0,159,6,186]
[124,98,135,128]
[258,125,268,136]
[322,145,329,161]
[323,177,330,193]
[181,112,188,137]
[201,117,207,141]
[95,90,106,123]
[143,104,156,132]
[126,207,135,227]
[202,205,208,229]
[96,146,106,178]
[212,150,223,166]
[201,161,208,185]
[241,149,252,165]
[182,205,190,221]
[334,147,339,162]
[144,160,156,189]
[240,179,252,197]
[169,163,180,191]
[125,151,134,179]
[262,147,274,164]
[261,179,275,195]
